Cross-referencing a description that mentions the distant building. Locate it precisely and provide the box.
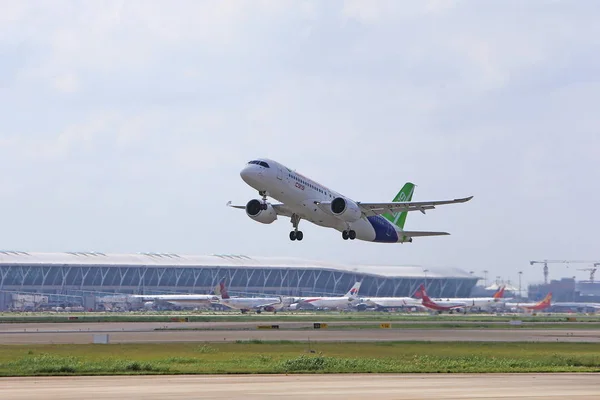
[575,280,600,302]
[528,277,577,302]
[0,251,477,310]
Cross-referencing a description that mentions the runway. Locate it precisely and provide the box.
[0,321,599,344]
[1,374,599,399]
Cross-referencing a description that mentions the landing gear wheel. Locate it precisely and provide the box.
[342,230,349,240]
[348,230,356,240]
[290,214,303,242]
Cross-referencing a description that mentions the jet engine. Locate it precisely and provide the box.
[399,236,413,243]
[330,197,361,222]
[245,199,277,224]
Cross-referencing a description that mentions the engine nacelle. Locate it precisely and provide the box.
[330,197,362,222]
[399,236,413,243]
[245,199,277,224]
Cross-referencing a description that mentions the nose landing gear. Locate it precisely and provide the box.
[258,190,269,210]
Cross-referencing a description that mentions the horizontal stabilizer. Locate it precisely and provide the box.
[400,231,450,237]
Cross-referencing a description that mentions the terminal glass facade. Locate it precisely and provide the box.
[0,264,477,298]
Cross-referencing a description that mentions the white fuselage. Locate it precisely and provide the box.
[240,159,404,243]
[362,297,423,309]
[295,296,358,310]
[220,297,282,311]
[430,297,503,310]
[134,294,218,308]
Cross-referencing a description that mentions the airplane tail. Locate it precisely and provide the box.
[382,182,415,229]
[215,279,230,299]
[537,292,552,307]
[413,283,427,300]
[344,281,362,298]
[493,285,506,301]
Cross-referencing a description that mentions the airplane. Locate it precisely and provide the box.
[215,281,286,314]
[355,285,425,311]
[131,286,221,310]
[355,295,424,311]
[288,282,362,310]
[415,284,470,314]
[549,301,600,313]
[227,158,473,242]
[428,285,508,312]
[505,293,553,312]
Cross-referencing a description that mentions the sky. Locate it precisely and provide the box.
[1,0,599,290]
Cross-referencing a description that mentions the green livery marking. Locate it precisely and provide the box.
[382,182,415,229]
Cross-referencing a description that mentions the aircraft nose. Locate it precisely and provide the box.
[240,165,260,185]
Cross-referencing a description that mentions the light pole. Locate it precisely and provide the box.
[518,271,523,299]
[483,270,488,286]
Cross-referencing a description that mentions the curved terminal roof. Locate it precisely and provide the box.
[0,251,475,279]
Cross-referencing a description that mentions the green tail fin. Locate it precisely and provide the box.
[383,182,415,229]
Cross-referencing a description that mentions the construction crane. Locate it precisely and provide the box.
[529,260,600,284]
[577,263,600,283]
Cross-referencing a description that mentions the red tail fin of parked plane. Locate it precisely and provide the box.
[528,292,552,310]
[217,280,230,299]
[493,285,505,301]
[413,284,426,299]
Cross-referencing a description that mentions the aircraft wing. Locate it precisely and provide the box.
[226,201,294,217]
[356,196,473,217]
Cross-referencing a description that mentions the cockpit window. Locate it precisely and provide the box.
[247,160,270,168]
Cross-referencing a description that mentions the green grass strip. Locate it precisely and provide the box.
[1,342,599,376]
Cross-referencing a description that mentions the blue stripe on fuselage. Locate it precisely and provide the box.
[367,216,399,243]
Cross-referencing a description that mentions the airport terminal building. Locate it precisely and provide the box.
[0,251,478,309]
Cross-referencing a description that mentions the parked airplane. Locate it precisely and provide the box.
[356,284,503,312]
[505,293,553,312]
[426,285,508,312]
[550,301,600,312]
[414,284,469,314]
[215,281,286,314]
[228,158,472,242]
[289,282,362,310]
[356,296,424,311]
[356,287,425,311]
[131,286,221,309]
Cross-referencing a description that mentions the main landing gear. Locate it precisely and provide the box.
[342,229,356,240]
[289,213,303,241]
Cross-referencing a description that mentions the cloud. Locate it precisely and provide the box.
[1,1,599,288]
